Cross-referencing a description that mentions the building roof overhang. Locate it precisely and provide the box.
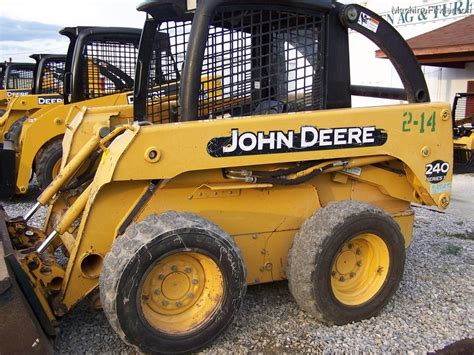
[376,15,474,68]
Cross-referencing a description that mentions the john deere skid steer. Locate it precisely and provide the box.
[0,0,453,353]
[0,62,36,115]
[0,27,141,197]
[452,92,474,173]
[0,54,66,143]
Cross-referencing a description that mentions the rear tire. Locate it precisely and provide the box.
[4,116,27,146]
[100,211,247,354]
[454,148,474,174]
[35,139,63,189]
[287,200,405,325]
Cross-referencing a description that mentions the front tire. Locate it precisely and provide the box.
[287,200,406,325]
[35,139,63,189]
[100,211,247,354]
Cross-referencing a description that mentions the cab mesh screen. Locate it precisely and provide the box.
[146,7,323,122]
[7,67,34,90]
[200,8,323,119]
[82,39,139,99]
[146,21,192,123]
[40,59,66,94]
[453,93,474,127]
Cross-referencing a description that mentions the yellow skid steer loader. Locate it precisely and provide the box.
[0,0,453,354]
[0,54,66,142]
[0,27,142,197]
[0,62,4,89]
[452,92,474,173]
[0,62,36,115]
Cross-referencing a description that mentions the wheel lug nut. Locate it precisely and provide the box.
[158,274,165,280]
[162,300,169,306]
[192,279,198,285]
[176,301,182,307]
[356,248,361,255]
[188,292,194,298]
[350,272,355,278]
[331,271,336,277]
[171,265,178,271]
[356,261,362,267]
[154,288,161,295]
[348,243,353,249]
[185,267,192,273]
[339,276,345,282]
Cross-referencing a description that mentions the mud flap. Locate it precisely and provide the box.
[0,147,16,198]
[0,208,55,354]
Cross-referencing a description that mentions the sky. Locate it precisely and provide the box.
[0,0,146,62]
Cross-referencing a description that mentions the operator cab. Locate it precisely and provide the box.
[134,0,429,124]
[59,27,142,104]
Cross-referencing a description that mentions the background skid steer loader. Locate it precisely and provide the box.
[0,62,5,89]
[0,0,453,354]
[0,62,6,97]
[0,27,142,197]
[0,62,36,115]
[452,92,474,173]
[0,54,66,143]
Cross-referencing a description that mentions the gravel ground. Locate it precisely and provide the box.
[0,178,473,354]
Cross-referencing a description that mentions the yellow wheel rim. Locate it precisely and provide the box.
[140,252,224,334]
[51,158,62,179]
[331,233,389,306]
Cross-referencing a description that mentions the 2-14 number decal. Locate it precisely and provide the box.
[402,111,436,133]
[425,160,450,183]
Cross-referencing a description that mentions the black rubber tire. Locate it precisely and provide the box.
[35,139,63,190]
[100,211,247,354]
[454,149,474,174]
[4,116,27,146]
[287,200,405,325]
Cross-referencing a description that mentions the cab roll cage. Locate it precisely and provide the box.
[135,0,429,122]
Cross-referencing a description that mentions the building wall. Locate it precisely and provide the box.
[343,0,474,107]
[424,63,474,102]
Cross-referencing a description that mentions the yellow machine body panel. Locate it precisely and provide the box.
[0,94,63,142]
[454,135,474,150]
[25,101,451,313]
[0,89,30,114]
